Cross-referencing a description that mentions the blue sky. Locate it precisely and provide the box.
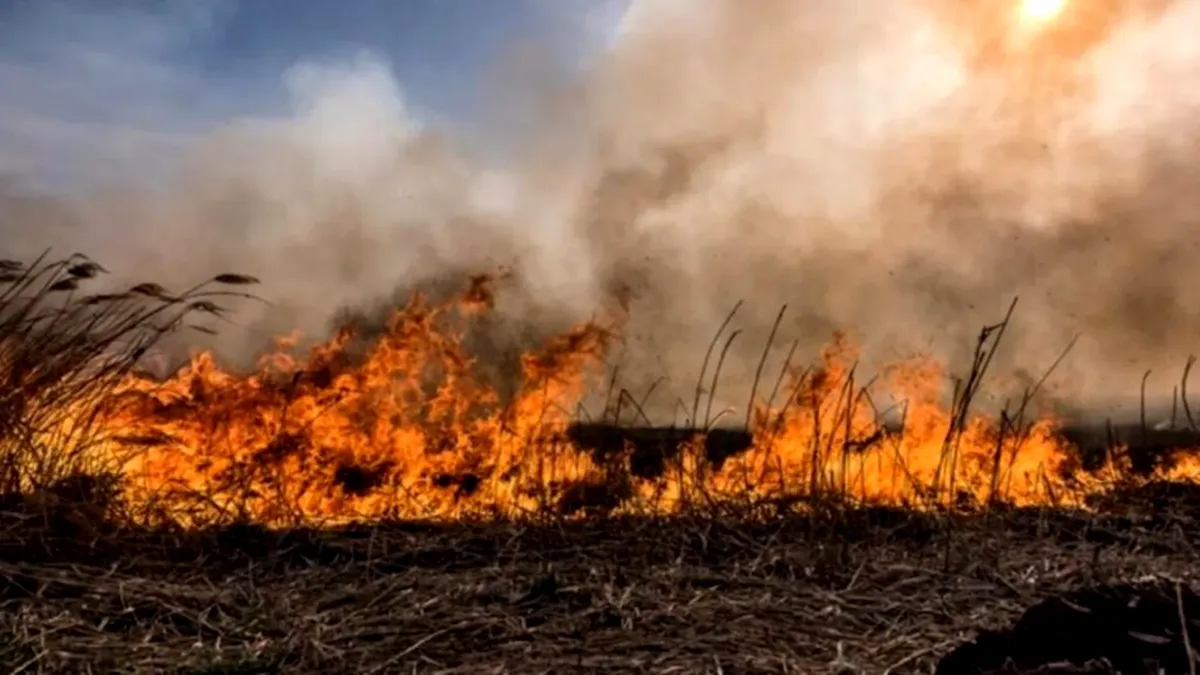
[0,0,628,190]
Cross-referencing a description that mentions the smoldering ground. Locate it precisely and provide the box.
[2,0,1199,425]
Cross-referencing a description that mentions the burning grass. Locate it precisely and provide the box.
[0,253,1195,528]
[0,252,264,499]
[4,253,1200,672]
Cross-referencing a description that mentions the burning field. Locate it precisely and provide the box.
[7,0,1200,672]
[1,252,1200,673]
[10,253,1200,527]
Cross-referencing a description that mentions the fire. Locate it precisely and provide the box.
[18,273,1200,527]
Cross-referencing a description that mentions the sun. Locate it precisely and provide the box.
[1019,0,1068,23]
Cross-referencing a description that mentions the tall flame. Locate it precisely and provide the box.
[20,274,1200,528]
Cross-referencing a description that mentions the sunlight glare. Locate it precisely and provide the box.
[1020,0,1068,23]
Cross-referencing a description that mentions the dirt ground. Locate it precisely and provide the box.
[2,487,1200,674]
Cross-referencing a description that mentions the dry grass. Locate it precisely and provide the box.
[1,253,1200,672]
[0,251,259,496]
[3,495,1200,674]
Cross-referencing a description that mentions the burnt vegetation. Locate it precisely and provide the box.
[2,254,1200,672]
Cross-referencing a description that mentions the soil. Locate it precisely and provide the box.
[938,580,1200,674]
[2,482,1200,673]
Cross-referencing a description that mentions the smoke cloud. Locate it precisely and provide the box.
[3,0,1200,424]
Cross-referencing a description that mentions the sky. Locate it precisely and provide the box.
[0,0,629,191]
[2,0,1200,419]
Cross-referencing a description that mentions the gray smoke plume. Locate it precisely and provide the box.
[3,0,1200,425]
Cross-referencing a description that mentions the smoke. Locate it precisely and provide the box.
[3,0,1200,423]
[569,0,1200,422]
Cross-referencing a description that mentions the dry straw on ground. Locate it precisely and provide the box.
[4,494,1200,674]
[1,254,1200,673]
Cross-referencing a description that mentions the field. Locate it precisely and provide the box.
[3,254,1200,673]
[7,486,1200,674]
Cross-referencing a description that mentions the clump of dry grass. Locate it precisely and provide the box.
[0,251,259,512]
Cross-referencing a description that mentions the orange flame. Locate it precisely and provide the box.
[38,276,1200,527]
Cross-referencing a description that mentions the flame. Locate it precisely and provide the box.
[23,275,1200,527]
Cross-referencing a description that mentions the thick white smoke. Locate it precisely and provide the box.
[3,0,1200,424]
